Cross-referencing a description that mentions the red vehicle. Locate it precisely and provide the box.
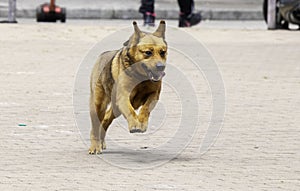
[36,0,66,22]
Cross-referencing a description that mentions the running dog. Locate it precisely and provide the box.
[89,21,167,154]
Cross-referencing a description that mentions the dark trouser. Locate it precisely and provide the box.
[177,0,194,17]
[139,0,194,16]
[139,0,155,14]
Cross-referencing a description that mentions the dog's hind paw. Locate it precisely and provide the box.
[88,147,102,155]
[88,140,105,154]
[102,141,107,150]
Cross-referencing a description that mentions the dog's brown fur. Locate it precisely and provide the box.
[89,21,167,154]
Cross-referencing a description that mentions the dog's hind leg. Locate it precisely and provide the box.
[89,87,109,154]
[89,103,103,154]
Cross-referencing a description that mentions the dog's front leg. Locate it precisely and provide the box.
[138,91,160,132]
[117,95,142,133]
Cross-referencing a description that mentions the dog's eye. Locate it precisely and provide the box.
[160,51,166,57]
[145,51,153,56]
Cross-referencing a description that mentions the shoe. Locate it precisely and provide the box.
[143,12,155,27]
[179,12,201,27]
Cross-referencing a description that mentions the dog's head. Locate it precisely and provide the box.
[122,21,167,82]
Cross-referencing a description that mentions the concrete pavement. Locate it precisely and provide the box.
[0,0,264,20]
[0,20,299,190]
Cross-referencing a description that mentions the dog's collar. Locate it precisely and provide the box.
[125,48,136,66]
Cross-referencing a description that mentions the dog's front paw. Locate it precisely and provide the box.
[88,140,106,154]
[138,114,149,133]
[128,119,143,133]
[140,122,148,133]
[130,128,143,133]
[129,122,148,133]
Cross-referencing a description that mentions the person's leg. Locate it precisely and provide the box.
[177,0,193,16]
[139,0,155,26]
[139,0,155,14]
[177,0,201,27]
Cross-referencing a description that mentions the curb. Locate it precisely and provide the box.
[0,8,263,20]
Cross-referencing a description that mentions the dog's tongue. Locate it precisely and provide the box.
[149,71,165,82]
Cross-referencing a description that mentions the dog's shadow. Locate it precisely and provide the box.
[99,147,198,168]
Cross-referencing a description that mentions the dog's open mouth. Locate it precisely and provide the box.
[147,71,165,82]
[142,63,165,82]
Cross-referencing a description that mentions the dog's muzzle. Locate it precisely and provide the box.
[142,62,166,82]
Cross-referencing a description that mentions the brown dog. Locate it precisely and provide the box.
[89,21,167,154]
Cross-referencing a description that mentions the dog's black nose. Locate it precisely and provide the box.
[156,62,165,71]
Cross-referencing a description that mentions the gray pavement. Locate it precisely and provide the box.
[0,0,264,20]
[0,20,300,190]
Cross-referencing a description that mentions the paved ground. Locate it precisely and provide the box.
[0,20,299,190]
[0,0,264,20]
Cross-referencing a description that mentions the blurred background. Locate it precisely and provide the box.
[0,0,263,20]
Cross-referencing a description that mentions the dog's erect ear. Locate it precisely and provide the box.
[153,20,166,38]
[124,21,145,47]
[123,22,140,47]
[133,21,142,34]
